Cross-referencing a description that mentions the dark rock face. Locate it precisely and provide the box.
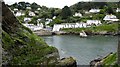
[2,2,76,66]
[118,40,120,65]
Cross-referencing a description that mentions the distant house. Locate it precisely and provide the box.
[37,19,41,22]
[15,11,25,16]
[37,8,41,10]
[45,19,53,25]
[35,11,39,14]
[24,17,31,23]
[26,7,31,10]
[53,16,56,19]
[85,11,89,14]
[86,20,101,26]
[23,23,43,31]
[37,22,44,28]
[89,9,100,13]
[52,24,64,32]
[29,11,35,16]
[116,8,120,12]
[103,14,119,21]
[73,12,82,17]
[13,8,18,11]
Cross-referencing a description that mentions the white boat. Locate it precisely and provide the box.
[79,30,87,37]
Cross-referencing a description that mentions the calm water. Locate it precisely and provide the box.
[41,35,118,65]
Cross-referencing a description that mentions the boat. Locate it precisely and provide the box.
[79,30,87,37]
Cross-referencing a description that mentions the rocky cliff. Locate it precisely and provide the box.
[2,2,76,66]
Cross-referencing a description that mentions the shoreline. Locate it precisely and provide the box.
[35,30,119,36]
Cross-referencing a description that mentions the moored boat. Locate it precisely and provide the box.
[79,30,87,37]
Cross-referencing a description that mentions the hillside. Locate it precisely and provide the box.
[2,2,76,66]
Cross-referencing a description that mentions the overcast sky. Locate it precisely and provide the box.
[4,0,120,8]
[4,0,93,8]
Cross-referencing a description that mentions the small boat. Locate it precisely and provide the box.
[79,30,87,37]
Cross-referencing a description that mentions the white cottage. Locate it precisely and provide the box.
[37,8,41,10]
[37,19,41,22]
[89,9,100,13]
[52,24,64,32]
[23,22,43,31]
[13,8,18,11]
[116,8,120,12]
[53,16,56,19]
[15,11,25,16]
[73,13,82,17]
[45,19,53,25]
[24,17,31,23]
[103,14,119,21]
[86,20,101,26]
[29,11,35,16]
[26,7,31,10]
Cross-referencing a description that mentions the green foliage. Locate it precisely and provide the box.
[106,7,114,14]
[48,19,64,27]
[17,1,26,10]
[102,53,118,67]
[31,2,40,11]
[17,15,25,23]
[61,6,72,19]
[92,14,105,20]
[115,12,120,19]
[62,23,118,33]
[2,21,59,65]
[29,16,38,25]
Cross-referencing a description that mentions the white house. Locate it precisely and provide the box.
[116,8,120,12]
[103,14,119,21]
[73,12,82,17]
[15,11,25,16]
[86,20,102,26]
[13,8,18,11]
[26,7,31,10]
[89,9,100,13]
[45,19,53,25]
[53,16,56,19]
[37,8,41,10]
[29,11,35,16]
[23,22,43,31]
[52,24,64,32]
[37,22,44,28]
[24,17,31,23]
[37,19,41,22]
[35,11,39,14]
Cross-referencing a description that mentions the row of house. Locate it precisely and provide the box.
[23,22,44,31]
[88,8,120,13]
[52,20,102,32]
[15,11,36,17]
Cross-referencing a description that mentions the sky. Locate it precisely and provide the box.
[4,0,93,8]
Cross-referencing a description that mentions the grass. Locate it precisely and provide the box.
[102,53,118,67]
[2,23,59,65]
[62,23,118,33]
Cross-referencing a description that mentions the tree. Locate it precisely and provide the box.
[18,1,26,10]
[106,7,114,14]
[61,6,72,19]
[31,2,40,11]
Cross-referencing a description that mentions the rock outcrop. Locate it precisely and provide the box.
[34,30,52,36]
[2,1,76,66]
